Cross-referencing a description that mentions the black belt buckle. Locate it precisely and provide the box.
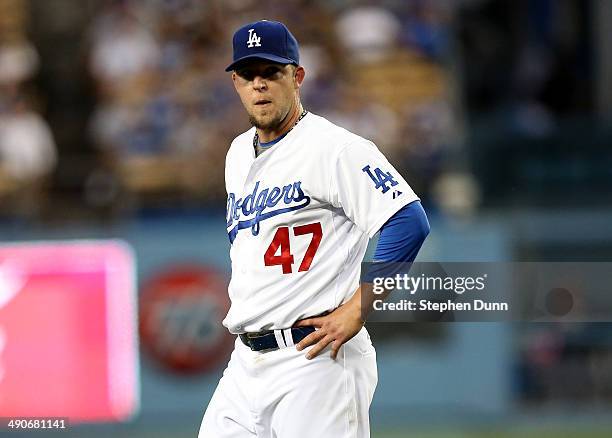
[239,327,316,352]
[239,331,277,352]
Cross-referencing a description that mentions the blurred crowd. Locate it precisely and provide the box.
[0,0,56,218]
[519,323,612,403]
[0,0,604,218]
[457,0,606,206]
[86,0,456,212]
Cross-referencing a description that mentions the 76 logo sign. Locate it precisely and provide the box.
[264,222,322,274]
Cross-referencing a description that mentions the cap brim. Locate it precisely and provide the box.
[225,54,296,72]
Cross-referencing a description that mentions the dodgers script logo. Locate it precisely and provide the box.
[246,29,261,48]
[226,181,310,243]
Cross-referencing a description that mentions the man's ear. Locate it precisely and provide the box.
[294,66,305,88]
[232,71,239,90]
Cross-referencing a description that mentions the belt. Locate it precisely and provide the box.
[239,326,316,352]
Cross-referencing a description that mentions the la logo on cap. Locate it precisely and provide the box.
[247,28,261,48]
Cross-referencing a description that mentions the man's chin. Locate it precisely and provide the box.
[249,114,282,130]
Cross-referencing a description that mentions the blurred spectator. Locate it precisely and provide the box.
[0,0,56,218]
[89,3,160,86]
[0,38,38,86]
[335,5,401,63]
[322,85,401,154]
[0,95,57,217]
[399,0,450,60]
[0,96,56,181]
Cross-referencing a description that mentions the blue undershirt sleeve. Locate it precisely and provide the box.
[372,201,430,262]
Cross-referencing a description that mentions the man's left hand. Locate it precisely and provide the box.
[294,289,364,360]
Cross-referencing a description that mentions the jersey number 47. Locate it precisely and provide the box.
[264,222,322,274]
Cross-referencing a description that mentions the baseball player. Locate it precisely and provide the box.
[199,20,430,438]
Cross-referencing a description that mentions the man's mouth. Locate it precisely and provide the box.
[255,100,272,106]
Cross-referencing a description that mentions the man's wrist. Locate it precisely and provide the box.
[348,288,365,323]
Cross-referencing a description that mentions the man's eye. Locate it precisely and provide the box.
[263,68,280,78]
[236,67,281,81]
[238,71,255,81]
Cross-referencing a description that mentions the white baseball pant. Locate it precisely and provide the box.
[198,326,377,438]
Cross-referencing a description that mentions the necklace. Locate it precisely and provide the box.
[253,109,308,151]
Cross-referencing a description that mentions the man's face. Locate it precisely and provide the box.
[232,61,304,130]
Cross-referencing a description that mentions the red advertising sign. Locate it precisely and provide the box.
[139,266,232,373]
[0,241,138,422]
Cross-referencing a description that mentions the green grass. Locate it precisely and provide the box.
[42,425,611,438]
[374,430,612,438]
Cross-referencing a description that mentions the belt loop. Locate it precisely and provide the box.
[283,328,294,347]
[273,329,286,349]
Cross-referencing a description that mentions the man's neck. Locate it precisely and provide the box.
[257,103,303,143]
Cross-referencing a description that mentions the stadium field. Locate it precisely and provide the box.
[375,430,611,438]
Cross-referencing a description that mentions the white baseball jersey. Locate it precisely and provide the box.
[223,112,419,333]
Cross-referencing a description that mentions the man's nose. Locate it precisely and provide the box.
[253,76,267,90]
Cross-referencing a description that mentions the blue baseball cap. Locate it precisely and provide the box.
[225,20,300,72]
